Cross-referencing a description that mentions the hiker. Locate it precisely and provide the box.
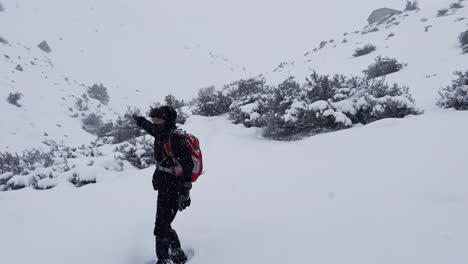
[133,106,193,264]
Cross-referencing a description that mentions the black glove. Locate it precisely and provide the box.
[132,114,144,127]
[178,182,192,211]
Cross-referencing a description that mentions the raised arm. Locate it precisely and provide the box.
[133,115,157,137]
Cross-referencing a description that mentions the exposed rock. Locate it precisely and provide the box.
[37,40,52,53]
[367,8,402,25]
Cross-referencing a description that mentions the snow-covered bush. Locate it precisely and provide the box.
[164,94,185,109]
[437,8,449,16]
[263,75,348,140]
[82,113,103,135]
[450,2,464,9]
[405,0,420,11]
[350,78,421,124]
[0,140,103,191]
[114,136,154,169]
[0,35,7,44]
[87,83,109,105]
[262,73,421,140]
[0,2,4,12]
[353,44,376,57]
[364,56,405,79]
[437,71,468,110]
[75,94,89,111]
[108,107,143,143]
[228,77,271,127]
[459,29,468,53]
[193,86,232,116]
[95,121,114,138]
[7,92,23,107]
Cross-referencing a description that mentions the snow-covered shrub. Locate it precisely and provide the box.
[353,44,376,57]
[96,121,114,138]
[70,171,96,187]
[82,113,103,135]
[0,2,4,12]
[405,0,420,11]
[0,140,103,191]
[115,136,154,169]
[263,76,348,140]
[87,83,109,105]
[437,71,468,110]
[228,78,271,127]
[37,40,52,53]
[108,107,143,144]
[261,73,421,140]
[75,94,89,111]
[175,108,188,124]
[0,149,55,190]
[450,2,464,9]
[7,92,23,107]
[364,56,405,79]
[193,86,232,116]
[459,29,468,53]
[437,8,449,16]
[164,94,185,109]
[0,35,7,44]
[350,78,421,124]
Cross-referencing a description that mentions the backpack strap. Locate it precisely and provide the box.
[156,131,184,176]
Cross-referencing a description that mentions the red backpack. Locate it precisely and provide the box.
[157,131,203,182]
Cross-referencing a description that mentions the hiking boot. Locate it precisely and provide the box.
[156,259,171,264]
[171,248,188,264]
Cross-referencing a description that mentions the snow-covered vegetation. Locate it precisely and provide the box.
[353,44,377,57]
[437,71,468,110]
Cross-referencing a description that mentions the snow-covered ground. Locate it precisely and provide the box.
[1,112,468,264]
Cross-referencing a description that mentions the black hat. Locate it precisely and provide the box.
[150,106,177,123]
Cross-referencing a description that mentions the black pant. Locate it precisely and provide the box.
[154,187,182,260]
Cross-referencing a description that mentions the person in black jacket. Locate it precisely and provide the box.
[133,106,193,264]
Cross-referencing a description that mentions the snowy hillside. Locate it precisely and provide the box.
[264,1,468,109]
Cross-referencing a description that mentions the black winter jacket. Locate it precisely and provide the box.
[135,117,194,191]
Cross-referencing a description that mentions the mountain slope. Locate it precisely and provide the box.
[265,2,468,109]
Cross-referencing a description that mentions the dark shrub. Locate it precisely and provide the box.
[437,71,468,110]
[109,107,143,143]
[459,29,468,53]
[437,8,449,16]
[405,0,420,11]
[87,83,110,105]
[450,2,463,9]
[364,56,405,79]
[164,94,184,109]
[96,121,114,138]
[0,35,7,44]
[7,92,23,107]
[194,86,232,116]
[353,44,376,57]
[82,113,103,135]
